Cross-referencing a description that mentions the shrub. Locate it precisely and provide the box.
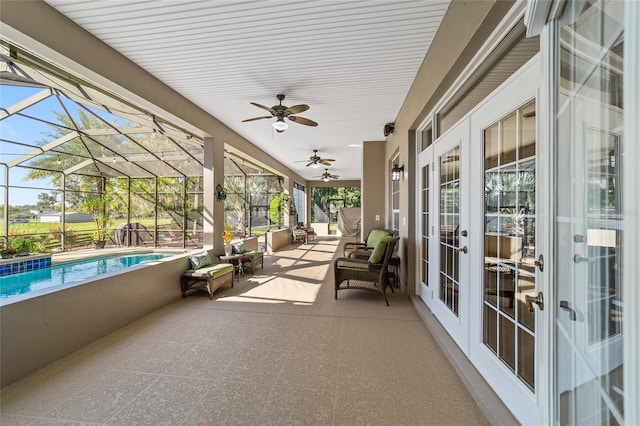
[10,237,33,253]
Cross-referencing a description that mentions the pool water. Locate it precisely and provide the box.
[0,253,174,299]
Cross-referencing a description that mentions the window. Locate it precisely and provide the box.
[293,182,305,224]
[391,153,400,231]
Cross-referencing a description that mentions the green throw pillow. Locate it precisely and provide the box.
[368,235,392,264]
[232,241,246,254]
[188,251,212,270]
[367,229,391,249]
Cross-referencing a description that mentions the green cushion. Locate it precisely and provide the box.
[188,251,212,270]
[367,229,391,249]
[368,235,392,264]
[188,263,234,278]
[242,250,263,260]
[232,241,246,254]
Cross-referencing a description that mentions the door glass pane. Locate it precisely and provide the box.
[439,147,460,315]
[555,0,624,424]
[421,164,430,286]
[483,100,536,392]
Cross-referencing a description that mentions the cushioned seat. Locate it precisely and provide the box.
[181,251,234,299]
[335,236,399,305]
[231,241,264,273]
[184,263,234,279]
[241,250,264,272]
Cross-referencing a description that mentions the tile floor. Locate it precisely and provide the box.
[0,238,488,425]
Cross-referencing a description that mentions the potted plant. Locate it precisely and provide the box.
[0,248,17,259]
[11,237,33,256]
[82,195,111,249]
[222,223,234,256]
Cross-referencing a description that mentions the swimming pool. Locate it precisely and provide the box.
[0,252,175,299]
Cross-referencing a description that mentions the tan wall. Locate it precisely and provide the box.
[266,228,291,253]
[361,141,386,240]
[0,254,191,387]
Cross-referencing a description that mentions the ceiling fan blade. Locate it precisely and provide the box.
[306,161,314,167]
[250,102,274,113]
[288,115,318,127]
[285,104,309,115]
[242,115,272,122]
[319,159,334,166]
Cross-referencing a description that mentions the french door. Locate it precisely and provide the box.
[467,58,545,424]
[427,119,471,352]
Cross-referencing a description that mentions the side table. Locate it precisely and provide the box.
[220,254,244,281]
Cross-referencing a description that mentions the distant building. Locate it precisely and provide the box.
[38,212,92,223]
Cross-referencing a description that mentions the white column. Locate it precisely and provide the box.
[202,136,224,252]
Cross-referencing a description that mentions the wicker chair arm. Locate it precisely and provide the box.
[348,249,372,260]
[343,242,368,256]
[344,242,367,250]
[334,256,371,269]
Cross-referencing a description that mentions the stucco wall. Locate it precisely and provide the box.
[0,254,190,388]
[361,141,386,240]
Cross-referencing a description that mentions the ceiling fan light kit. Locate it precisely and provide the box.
[272,118,288,132]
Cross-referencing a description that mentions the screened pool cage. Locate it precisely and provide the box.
[1,43,285,253]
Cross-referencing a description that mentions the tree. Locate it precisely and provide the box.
[269,191,289,228]
[81,194,112,241]
[36,193,58,212]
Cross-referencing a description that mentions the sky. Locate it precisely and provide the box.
[2,85,76,207]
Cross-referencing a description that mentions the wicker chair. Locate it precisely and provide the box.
[334,237,399,306]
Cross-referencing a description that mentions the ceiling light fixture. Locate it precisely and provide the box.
[311,163,320,169]
[322,176,330,182]
[272,118,288,132]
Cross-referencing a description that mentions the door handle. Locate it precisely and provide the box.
[559,300,577,321]
[534,254,544,272]
[456,246,468,254]
[573,254,596,264]
[525,291,544,312]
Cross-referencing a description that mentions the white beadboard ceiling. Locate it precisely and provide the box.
[44,0,450,181]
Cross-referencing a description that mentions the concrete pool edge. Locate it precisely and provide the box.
[0,251,192,387]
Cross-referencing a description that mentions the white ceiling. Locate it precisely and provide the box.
[44,0,450,182]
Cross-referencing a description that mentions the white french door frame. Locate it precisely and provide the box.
[417,145,433,305]
[429,119,471,354]
[467,56,548,424]
[623,3,640,424]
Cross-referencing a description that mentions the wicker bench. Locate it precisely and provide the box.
[181,261,234,299]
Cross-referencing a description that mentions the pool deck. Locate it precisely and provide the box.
[50,246,191,265]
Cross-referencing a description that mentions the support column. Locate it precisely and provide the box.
[203,136,224,253]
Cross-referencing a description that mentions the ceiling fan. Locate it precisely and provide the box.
[314,169,339,182]
[297,149,335,168]
[242,94,318,133]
